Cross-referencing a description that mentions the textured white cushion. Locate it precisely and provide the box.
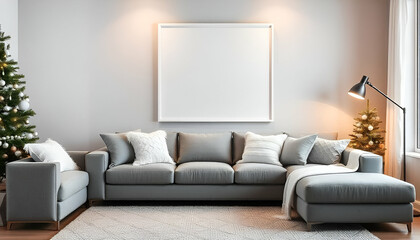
[237,132,287,165]
[307,138,350,164]
[127,130,175,166]
[23,139,79,172]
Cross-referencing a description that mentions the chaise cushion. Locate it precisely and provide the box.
[296,172,415,204]
[233,163,287,184]
[175,162,234,184]
[106,163,175,184]
[58,170,89,201]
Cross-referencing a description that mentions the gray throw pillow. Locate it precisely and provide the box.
[178,132,232,164]
[280,135,317,166]
[307,138,350,164]
[100,133,135,168]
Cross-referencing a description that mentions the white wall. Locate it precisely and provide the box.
[18,0,389,150]
[0,0,18,59]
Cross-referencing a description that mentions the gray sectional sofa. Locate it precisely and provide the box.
[86,131,415,231]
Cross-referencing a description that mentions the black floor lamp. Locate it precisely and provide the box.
[348,75,406,181]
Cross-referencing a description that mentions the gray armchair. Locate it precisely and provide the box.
[6,151,89,230]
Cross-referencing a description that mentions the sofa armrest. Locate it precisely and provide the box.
[68,151,89,171]
[6,159,60,221]
[342,148,383,173]
[85,150,109,200]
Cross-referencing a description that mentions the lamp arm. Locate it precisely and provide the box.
[366,81,405,111]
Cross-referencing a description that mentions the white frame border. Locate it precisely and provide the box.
[157,23,274,123]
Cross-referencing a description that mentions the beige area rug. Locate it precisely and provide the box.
[52,206,379,240]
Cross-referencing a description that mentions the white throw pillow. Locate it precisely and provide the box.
[23,139,79,172]
[237,132,288,165]
[127,130,175,166]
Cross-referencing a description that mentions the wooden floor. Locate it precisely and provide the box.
[0,205,419,240]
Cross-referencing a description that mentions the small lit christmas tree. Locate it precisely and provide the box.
[349,99,386,156]
[0,27,38,180]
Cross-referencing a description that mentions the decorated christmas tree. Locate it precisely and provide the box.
[0,27,38,180]
[349,99,386,156]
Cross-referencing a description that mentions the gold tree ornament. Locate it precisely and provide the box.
[349,99,386,156]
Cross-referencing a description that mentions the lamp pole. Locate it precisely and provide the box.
[365,81,406,181]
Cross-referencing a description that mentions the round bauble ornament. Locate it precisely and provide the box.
[25,119,29,124]
[380,143,385,149]
[356,122,361,127]
[26,133,34,139]
[34,132,38,137]
[368,125,374,131]
[15,150,22,157]
[6,136,9,139]
[2,154,7,159]
[0,141,2,146]
[18,92,24,98]
[9,73,14,77]
[2,142,9,148]
[13,84,19,89]
[368,140,374,146]
[376,116,380,121]
[12,108,17,113]
[0,96,4,101]
[362,115,368,120]
[18,100,30,111]
[0,80,5,86]
[10,146,17,152]
[1,137,5,140]
[3,105,11,111]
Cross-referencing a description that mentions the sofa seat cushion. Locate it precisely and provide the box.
[58,170,89,201]
[233,163,287,184]
[106,163,175,185]
[175,162,234,184]
[296,172,415,204]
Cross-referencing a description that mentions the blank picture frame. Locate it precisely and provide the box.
[158,23,273,122]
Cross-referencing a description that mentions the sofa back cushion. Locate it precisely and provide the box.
[233,132,246,163]
[166,132,178,161]
[178,132,232,164]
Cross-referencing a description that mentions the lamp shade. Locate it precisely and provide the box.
[348,75,369,100]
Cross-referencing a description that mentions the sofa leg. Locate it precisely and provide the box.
[307,223,312,231]
[88,200,95,207]
[406,222,412,232]
[54,221,60,231]
[6,222,12,230]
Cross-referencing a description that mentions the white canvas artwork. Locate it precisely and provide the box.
[158,23,273,122]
